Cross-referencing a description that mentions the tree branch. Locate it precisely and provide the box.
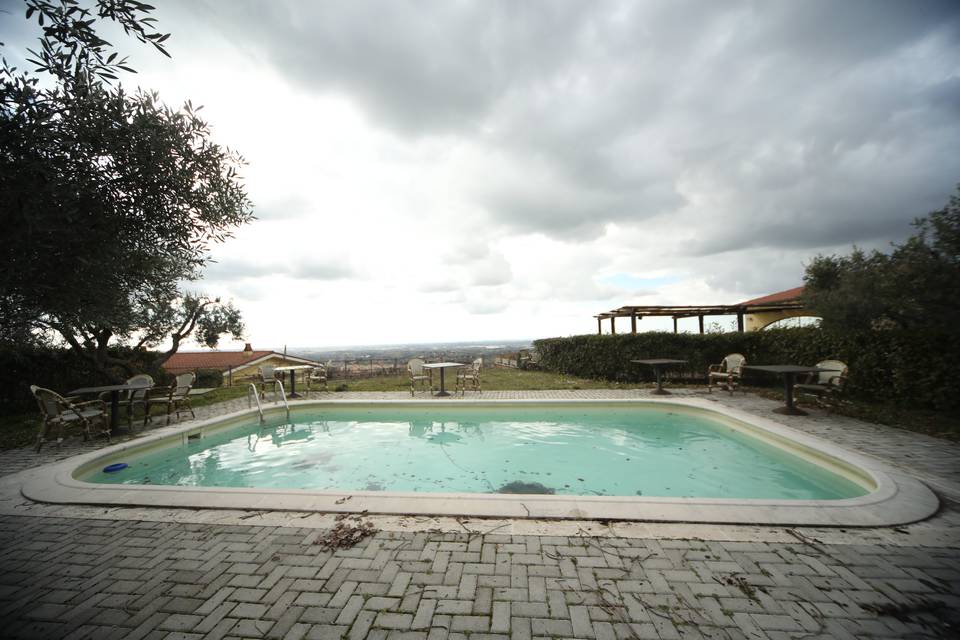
[153,299,212,369]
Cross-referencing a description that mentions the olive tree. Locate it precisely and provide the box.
[1,0,253,379]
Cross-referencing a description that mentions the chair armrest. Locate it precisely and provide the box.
[73,398,107,411]
[707,364,722,372]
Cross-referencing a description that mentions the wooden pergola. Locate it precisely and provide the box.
[594,287,807,334]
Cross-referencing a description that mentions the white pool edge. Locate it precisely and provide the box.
[21,398,939,526]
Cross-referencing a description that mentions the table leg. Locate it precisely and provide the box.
[289,371,301,398]
[436,368,450,397]
[773,372,807,416]
[109,390,120,435]
[652,366,670,395]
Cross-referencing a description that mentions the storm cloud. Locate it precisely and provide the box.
[4,0,958,344]
[157,0,960,249]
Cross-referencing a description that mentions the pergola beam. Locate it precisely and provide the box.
[593,302,804,321]
[593,302,805,334]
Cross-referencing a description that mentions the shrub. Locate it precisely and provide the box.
[534,328,960,411]
[194,368,224,388]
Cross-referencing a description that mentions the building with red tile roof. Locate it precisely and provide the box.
[737,286,805,307]
[163,344,320,384]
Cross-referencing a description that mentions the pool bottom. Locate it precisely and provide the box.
[80,405,869,501]
[22,399,940,526]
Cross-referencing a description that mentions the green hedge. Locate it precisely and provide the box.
[533,328,960,411]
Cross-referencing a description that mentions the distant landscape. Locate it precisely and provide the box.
[286,339,534,363]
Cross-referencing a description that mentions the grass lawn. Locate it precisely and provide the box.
[328,367,627,392]
[2,369,956,450]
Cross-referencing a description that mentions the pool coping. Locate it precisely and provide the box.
[21,398,939,526]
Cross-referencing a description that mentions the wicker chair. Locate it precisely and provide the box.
[100,374,153,429]
[307,365,328,392]
[794,360,848,405]
[407,358,432,396]
[707,353,747,395]
[456,358,483,396]
[31,385,110,451]
[144,373,196,426]
[257,365,281,399]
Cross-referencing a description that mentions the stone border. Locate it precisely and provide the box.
[21,398,938,526]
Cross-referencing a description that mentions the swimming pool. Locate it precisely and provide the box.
[81,405,867,500]
[23,399,939,525]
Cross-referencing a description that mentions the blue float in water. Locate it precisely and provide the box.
[103,463,128,473]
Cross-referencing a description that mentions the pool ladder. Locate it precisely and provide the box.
[247,383,264,423]
[276,380,291,421]
[246,381,291,423]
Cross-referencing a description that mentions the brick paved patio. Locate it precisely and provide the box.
[1,390,958,639]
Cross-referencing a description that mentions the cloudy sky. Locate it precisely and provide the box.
[5,0,960,348]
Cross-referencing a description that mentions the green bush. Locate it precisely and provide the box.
[194,368,224,388]
[534,328,960,411]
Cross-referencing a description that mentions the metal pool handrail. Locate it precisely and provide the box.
[247,383,264,423]
[275,380,291,421]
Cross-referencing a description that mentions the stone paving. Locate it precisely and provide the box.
[1,389,958,639]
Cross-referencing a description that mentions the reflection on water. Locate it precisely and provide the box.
[89,407,868,500]
[408,421,431,438]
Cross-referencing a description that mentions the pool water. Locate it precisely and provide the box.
[84,406,868,499]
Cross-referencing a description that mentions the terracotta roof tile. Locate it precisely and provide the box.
[162,350,273,371]
[739,286,805,307]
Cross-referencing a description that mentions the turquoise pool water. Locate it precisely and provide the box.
[83,405,868,499]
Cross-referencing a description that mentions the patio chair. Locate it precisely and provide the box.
[257,365,281,399]
[31,385,110,452]
[707,353,747,395]
[144,373,196,426]
[408,358,432,396]
[100,374,153,429]
[307,365,328,392]
[793,360,848,406]
[457,358,483,396]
